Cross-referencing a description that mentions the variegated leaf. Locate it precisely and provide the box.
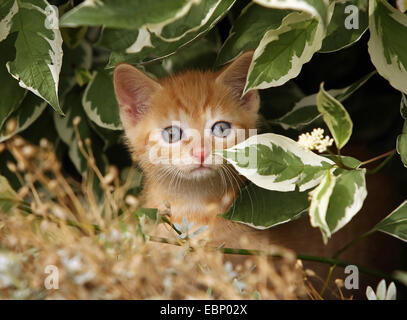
[0,33,26,131]
[82,69,122,131]
[216,3,290,66]
[320,0,368,53]
[6,0,63,113]
[253,0,330,25]
[214,133,334,192]
[0,0,18,42]
[317,83,353,150]
[244,7,333,93]
[309,169,336,243]
[274,71,374,130]
[0,93,47,143]
[368,0,407,94]
[309,168,367,243]
[60,0,198,30]
[54,89,108,175]
[374,200,407,242]
[106,0,234,66]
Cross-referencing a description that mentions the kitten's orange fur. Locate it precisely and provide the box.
[114,52,266,248]
[113,53,402,297]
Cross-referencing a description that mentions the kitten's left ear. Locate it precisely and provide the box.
[215,51,259,111]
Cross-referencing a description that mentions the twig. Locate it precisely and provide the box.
[148,235,397,283]
[361,149,396,166]
[319,228,377,296]
[366,150,396,174]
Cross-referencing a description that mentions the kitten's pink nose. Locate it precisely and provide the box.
[192,148,209,163]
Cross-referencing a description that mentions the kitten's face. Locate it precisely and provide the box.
[114,52,259,181]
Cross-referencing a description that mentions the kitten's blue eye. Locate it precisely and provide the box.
[211,121,231,138]
[162,126,183,143]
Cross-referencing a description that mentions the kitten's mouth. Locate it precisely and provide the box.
[188,164,216,177]
[191,164,212,172]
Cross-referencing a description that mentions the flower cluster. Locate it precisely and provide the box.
[297,128,334,153]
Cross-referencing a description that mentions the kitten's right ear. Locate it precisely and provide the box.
[215,51,259,111]
[113,64,161,126]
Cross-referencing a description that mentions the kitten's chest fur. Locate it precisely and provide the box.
[142,175,237,226]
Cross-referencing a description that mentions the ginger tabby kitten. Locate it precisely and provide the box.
[113,51,265,248]
[113,52,401,297]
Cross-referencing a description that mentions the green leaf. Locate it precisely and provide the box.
[106,0,235,67]
[244,8,332,93]
[253,0,330,25]
[216,3,290,66]
[317,83,353,150]
[397,94,407,167]
[0,93,47,143]
[374,200,407,242]
[368,0,407,95]
[0,32,26,131]
[0,0,18,42]
[310,168,367,243]
[324,155,362,169]
[96,27,138,52]
[54,89,108,176]
[320,0,368,53]
[6,0,63,113]
[82,69,122,131]
[135,207,160,221]
[215,133,334,192]
[274,72,375,130]
[222,183,309,229]
[60,0,197,29]
[0,175,20,213]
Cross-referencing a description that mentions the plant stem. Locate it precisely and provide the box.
[333,229,376,259]
[366,150,396,174]
[361,149,396,166]
[320,265,336,297]
[161,215,182,236]
[148,235,397,283]
[325,149,353,170]
[319,228,377,296]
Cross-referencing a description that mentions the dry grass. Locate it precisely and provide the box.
[0,135,313,300]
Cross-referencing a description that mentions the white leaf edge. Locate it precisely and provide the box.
[253,0,329,25]
[0,0,18,42]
